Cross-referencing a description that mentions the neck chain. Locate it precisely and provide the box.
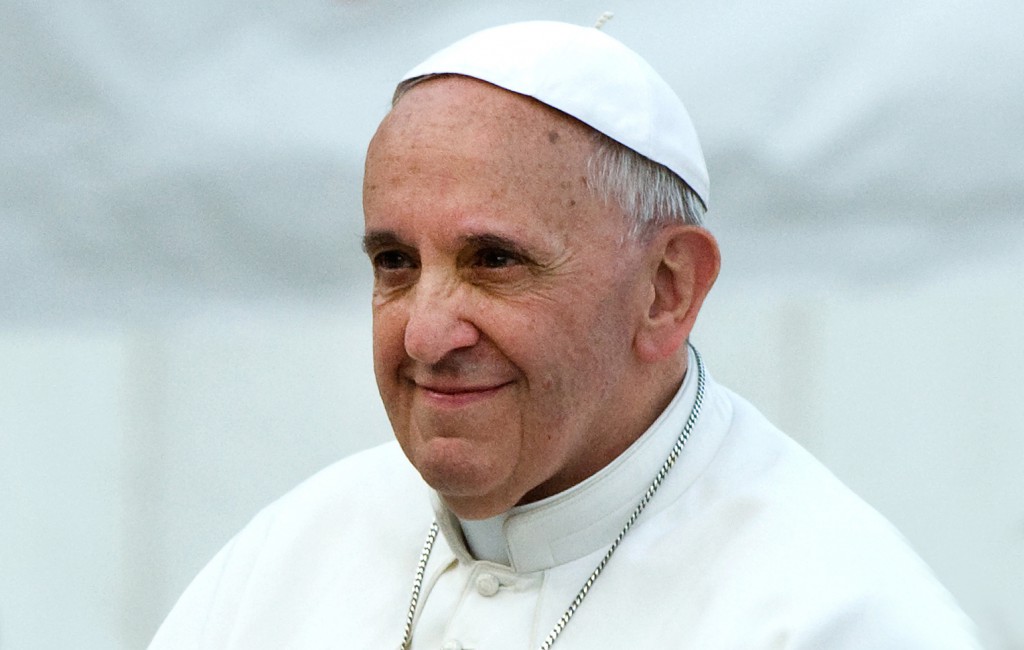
[399,346,707,650]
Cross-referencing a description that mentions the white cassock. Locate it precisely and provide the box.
[149,351,982,649]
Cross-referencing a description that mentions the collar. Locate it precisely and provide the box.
[432,347,732,574]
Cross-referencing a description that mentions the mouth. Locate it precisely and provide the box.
[413,380,513,407]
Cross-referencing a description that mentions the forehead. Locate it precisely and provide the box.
[363,76,619,245]
[368,76,596,178]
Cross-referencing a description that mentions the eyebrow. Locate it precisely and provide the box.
[362,230,403,253]
[461,233,534,259]
[362,230,535,258]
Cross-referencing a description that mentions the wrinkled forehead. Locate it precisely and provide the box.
[363,75,622,242]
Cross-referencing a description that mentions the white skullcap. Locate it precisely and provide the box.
[402,20,710,207]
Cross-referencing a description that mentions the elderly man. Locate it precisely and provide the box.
[151,20,981,649]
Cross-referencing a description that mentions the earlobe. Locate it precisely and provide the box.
[635,226,720,362]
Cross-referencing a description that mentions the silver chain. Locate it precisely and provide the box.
[399,520,439,650]
[399,346,706,650]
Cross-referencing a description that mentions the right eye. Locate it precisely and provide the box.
[372,250,415,271]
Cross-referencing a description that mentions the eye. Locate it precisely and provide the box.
[474,247,521,269]
[372,250,415,271]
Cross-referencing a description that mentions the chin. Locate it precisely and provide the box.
[410,440,517,517]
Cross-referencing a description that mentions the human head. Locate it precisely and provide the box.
[362,23,719,519]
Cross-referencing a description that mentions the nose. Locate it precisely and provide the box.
[403,277,480,365]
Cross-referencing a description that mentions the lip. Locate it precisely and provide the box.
[414,381,512,408]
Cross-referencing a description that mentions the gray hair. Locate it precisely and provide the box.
[587,131,707,238]
[391,75,707,238]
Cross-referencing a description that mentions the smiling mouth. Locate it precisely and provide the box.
[414,381,512,407]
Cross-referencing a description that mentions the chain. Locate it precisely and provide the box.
[399,346,706,650]
[399,521,439,650]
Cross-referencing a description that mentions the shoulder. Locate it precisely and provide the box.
[676,381,982,646]
[270,441,422,517]
[149,442,432,648]
[240,441,430,551]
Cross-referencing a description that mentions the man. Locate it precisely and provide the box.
[151,20,981,649]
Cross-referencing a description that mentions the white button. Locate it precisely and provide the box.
[475,572,500,596]
[441,640,463,650]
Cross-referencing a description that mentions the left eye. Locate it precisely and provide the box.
[475,248,519,268]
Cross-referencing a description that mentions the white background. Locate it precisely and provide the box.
[1,0,1022,648]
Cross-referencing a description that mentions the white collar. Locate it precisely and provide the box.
[432,348,731,574]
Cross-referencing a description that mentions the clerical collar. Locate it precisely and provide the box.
[457,512,512,564]
[434,347,730,574]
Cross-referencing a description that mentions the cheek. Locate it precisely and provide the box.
[526,294,636,398]
[371,309,407,389]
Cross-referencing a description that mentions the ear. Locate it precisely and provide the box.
[634,226,720,362]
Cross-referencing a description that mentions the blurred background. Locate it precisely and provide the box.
[1,0,1022,647]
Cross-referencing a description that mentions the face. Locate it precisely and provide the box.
[363,77,654,518]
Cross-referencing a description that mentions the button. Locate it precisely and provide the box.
[441,640,463,650]
[475,572,500,596]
